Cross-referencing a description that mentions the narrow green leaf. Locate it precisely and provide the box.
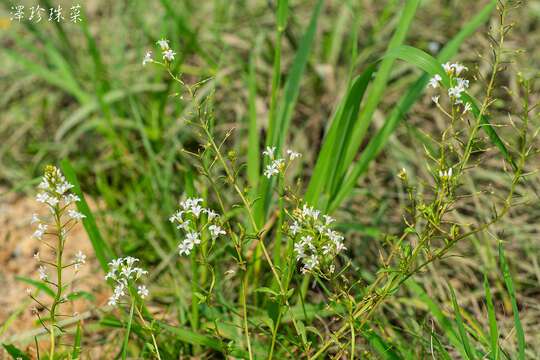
[2,344,30,360]
[277,0,289,31]
[15,276,55,298]
[66,291,96,302]
[246,35,263,191]
[363,329,401,360]
[499,242,525,360]
[61,159,113,271]
[483,273,500,360]
[72,321,83,360]
[449,285,476,359]
[407,280,468,358]
[341,0,420,176]
[256,0,324,224]
[329,0,498,211]
[305,65,376,208]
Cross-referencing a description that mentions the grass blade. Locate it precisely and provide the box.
[256,0,324,224]
[305,65,376,208]
[483,273,500,360]
[328,0,498,210]
[246,35,263,191]
[61,159,113,271]
[340,0,420,176]
[72,321,83,360]
[499,242,525,360]
[15,276,55,298]
[449,285,476,359]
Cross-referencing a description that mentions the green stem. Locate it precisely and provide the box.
[267,308,283,360]
[49,205,64,360]
[122,298,136,360]
[242,272,254,360]
[191,250,200,331]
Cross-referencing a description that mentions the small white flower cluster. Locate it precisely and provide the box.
[105,257,149,307]
[142,38,176,66]
[262,146,301,178]
[32,166,87,281]
[439,167,453,180]
[32,167,85,241]
[287,205,346,275]
[169,197,226,256]
[35,165,82,213]
[74,250,86,271]
[428,62,471,108]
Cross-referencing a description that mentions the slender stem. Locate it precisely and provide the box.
[241,272,254,360]
[49,205,64,360]
[267,308,283,360]
[350,319,355,360]
[122,298,136,360]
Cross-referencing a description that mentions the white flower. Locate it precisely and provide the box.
[55,182,74,195]
[74,250,86,270]
[137,285,149,299]
[104,257,148,307]
[63,194,80,204]
[36,193,49,203]
[190,204,204,218]
[156,39,169,50]
[142,50,153,66]
[301,235,313,246]
[176,220,191,231]
[439,167,453,179]
[208,224,225,239]
[302,204,320,220]
[68,209,86,220]
[162,49,176,61]
[262,146,276,159]
[463,102,472,113]
[286,149,301,160]
[323,215,335,225]
[178,240,194,255]
[451,62,468,75]
[294,242,306,260]
[46,196,60,207]
[334,240,346,253]
[322,244,332,255]
[169,210,183,223]
[38,179,49,190]
[204,209,219,221]
[432,96,440,105]
[185,231,201,245]
[264,158,284,178]
[33,223,48,239]
[428,74,442,88]
[290,221,301,235]
[456,77,469,89]
[443,62,452,73]
[38,265,48,281]
[30,213,40,224]
[448,85,465,99]
[302,254,319,274]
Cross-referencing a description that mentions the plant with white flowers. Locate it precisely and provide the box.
[169,197,226,256]
[262,146,302,178]
[287,204,346,276]
[29,165,87,359]
[429,62,472,111]
[105,256,149,307]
